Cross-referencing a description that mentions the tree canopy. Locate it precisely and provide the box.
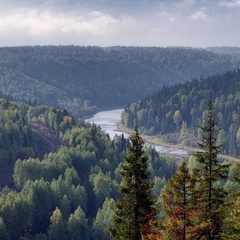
[122,68,240,157]
[0,46,238,116]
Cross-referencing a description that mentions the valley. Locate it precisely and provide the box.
[0,46,239,240]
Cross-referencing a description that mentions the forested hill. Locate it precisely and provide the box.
[0,46,239,116]
[0,93,178,239]
[207,47,240,60]
[121,68,240,157]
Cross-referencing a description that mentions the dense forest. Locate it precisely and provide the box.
[1,45,240,239]
[206,47,240,60]
[110,104,240,239]
[0,98,238,239]
[121,68,240,157]
[0,95,177,239]
[0,46,239,116]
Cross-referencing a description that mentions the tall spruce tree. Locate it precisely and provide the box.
[161,162,197,240]
[193,101,228,239]
[109,126,156,240]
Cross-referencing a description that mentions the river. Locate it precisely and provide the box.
[86,108,189,156]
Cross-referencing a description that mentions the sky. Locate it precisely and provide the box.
[0,0,239,48]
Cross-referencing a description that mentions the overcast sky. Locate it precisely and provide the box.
[0,0,239,47]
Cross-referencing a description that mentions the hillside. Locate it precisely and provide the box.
[121,68,240,157]
[207,47,240,60]
[0,98,75,185]
[0,94,178,239]
[0,46,239,116]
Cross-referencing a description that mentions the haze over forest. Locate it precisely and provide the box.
[0,1,240,240]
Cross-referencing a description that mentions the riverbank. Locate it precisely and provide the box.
[117,123,239,163]
[117,123,192,159]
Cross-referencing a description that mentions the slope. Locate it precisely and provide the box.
[0,46,239,116]
[121,68,240,157]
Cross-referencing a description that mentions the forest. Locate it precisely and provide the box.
[0,96,177,240]
[122,68,240,157]
[0,46,239,117]
[110,105,240,239]
[0,97,239,239]
[0,46,240,239]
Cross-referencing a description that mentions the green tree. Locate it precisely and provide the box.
[221,164,240,239]
[0,192,33,240]
[67,206,89,240]
[91,170,112,208]
[193,101,228,239]
[33,233,48,240]
[59,194,71,221]
[48,207,66,240]
[161,162,197,240]
[222,194,240,239]
[110,126,156,240]
[0,217,10,240]
[22,179,53,235]
[92,197,115,240]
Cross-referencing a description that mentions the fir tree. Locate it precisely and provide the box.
[161,162,197,240]
[193,101,229,239]
[110,126,156,240]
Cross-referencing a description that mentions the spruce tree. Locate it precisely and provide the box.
[110,126,156,240]
[161,162,197,240]
[193,101,228,239]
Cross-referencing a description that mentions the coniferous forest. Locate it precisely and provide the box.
[0,46,239,117]
[122,69,240,157]
[0,46,240,239]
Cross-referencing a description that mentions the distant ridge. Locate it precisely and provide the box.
[0,46,238,116]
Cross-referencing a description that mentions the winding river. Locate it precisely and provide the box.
[87,109,189,156]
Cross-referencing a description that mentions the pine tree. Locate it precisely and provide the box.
[109,126,156,240]
[161,162,197,240]
[193,101,229,239]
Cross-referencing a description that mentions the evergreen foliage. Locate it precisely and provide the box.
[0,46,238,116]
[0,77,239,239]
[110,126,156,240]
[122,69,240,157]
[0,99,34,167]
[0,97,176,239]
[161,162,197,239]
[222,194,240,239]
[221,162,240,238]
[159,103,234,240]
[192,101,229,239]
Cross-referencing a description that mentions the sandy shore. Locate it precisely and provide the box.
[117,123,239,163]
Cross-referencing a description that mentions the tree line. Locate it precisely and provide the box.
[122,68,240,157]
[0,46,238,117]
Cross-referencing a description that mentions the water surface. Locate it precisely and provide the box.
[87,109,189,155]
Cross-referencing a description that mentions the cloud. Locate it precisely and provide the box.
[175,0,196,8]
[0,8,118,36]
[220,0,240,8]
[190,10,207,20]
[0,0,239,47]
